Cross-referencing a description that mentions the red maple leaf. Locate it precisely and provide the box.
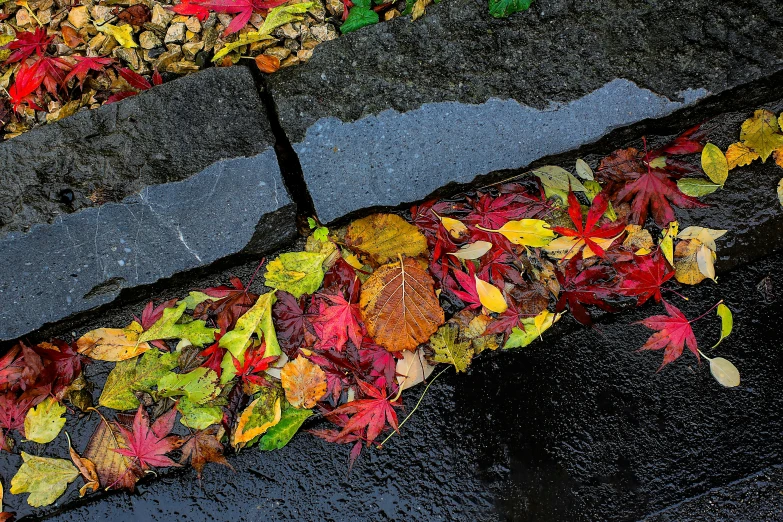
[194,275,259,331]
[464,192,530,231]
[194,0,289,35]
[171,0,211,21]
[272,291,311,358]
[136,298,178,351]
[320,380,401,447]
[636,300,698,368]
[231,343,277,387]
[308,346,365,405]
[478,248,524,287]
[597,130,708,227]
[199,330,226,376]
[2,28,51,65]
[552,191,626,259]
[8,60,46,112]
[117,67,152,91]
[615,251,674,306]
[484,298,528,337]
[447,264,482,309]
[555,257,618,325]
[358,337,401,391]
[64,56,114,89]
[311,293,364,352]
[114,406,181,470]
[35,56,72,97]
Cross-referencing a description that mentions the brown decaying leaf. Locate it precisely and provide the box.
[255,54,280,73]
[179,425,232,478]
[674,238,710,285]
[360,257,444,352]
[83,412,140,491]
[68,437,100,496]
[345,213,428,266]
[76,323,151,361]
[61,25,84,48]
[280,357,327,409]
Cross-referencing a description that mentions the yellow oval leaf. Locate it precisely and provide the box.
[478,219,554,247]
[708,357,740,388]
[447,241,492,260]
[438,215,468,240]
[95,22,137,48]
[701,142,728,186]
[76,322,151,361]
[475,275,507,314]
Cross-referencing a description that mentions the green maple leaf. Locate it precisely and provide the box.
[138,302,218,347]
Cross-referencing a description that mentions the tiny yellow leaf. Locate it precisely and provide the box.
[701,142,728,186]
[475,275,507,313]
[448,241,492,260]
[725,142,759,170]
[660,221,678,266]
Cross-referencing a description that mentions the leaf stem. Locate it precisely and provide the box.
[689,299,724,324]
[378,366,450,449]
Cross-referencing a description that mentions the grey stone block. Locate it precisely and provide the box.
[0,152,296,341]
[0,66,274,236]
[268,0,783,223]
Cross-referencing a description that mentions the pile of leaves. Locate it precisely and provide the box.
[0,0,530,141]
[8,115,776,515]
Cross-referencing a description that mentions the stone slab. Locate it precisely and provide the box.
[0,66,274,236]
[0,152,296,342]
[268,0,783,223]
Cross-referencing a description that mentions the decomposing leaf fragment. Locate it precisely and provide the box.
[68,435,99,496]
[23,397,65,443]
[429,324,473,372]
[84,413,139,490]
[76,322,151,361]
[10,452,79,507]
[232,386,283,448]
[345,213,428,266]
[179,425,231,477]
[280,356,327,409]
[264,252,327,298]
[360,258,444,352]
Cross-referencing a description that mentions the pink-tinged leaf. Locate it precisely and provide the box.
[64,56,115,89]
[636,300,699,368]
[114,405,182,470]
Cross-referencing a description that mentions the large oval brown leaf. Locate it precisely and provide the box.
[345,213,427,266]
[360,257,444,352]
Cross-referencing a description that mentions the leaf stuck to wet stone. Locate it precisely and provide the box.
[10,452,79,507]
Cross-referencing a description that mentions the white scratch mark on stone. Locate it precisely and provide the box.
[176,225,202,262]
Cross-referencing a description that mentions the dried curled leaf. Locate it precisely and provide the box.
[360,258,444,352]
[76,322,151,361]
[179,425,231,478]
[68,437,99,497]
[345,213,428,266]
[429,324,473,372]
[280,356,327,409]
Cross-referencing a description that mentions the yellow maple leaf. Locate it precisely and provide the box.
[739,109,783,162]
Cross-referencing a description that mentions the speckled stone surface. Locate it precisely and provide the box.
[0,152,295,341]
